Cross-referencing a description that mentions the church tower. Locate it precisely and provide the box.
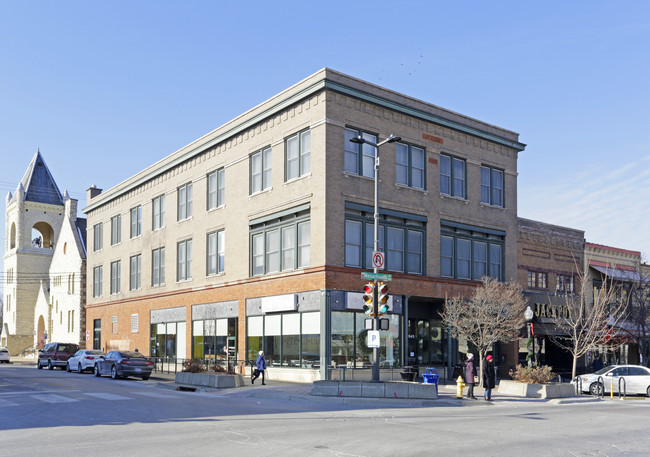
[2,151,65,353]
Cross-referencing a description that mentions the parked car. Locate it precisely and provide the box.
[94,351,153,380]
[66,349,106,373]
[573,364,650,396]
[0,347,10,363]
[37,342,80,370]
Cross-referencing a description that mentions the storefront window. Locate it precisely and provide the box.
[264,315,281,367]
[192,317,237,360]
[282,314,300,366]
[301,312,320,368]
[192,321,203,358]
[247,316,263,360]
[331,312,355,367]
[150,321,185,358]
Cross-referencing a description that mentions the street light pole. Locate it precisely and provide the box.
[524,305,534,368]
[350,133,400,382]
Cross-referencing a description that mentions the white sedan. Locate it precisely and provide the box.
[66,349,106,373]
[0,347,9,363]
[574,364,650,396]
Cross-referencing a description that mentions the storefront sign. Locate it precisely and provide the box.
[535,302,570,319]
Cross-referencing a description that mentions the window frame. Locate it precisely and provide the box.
[110,214,121,246]
[177,239,192,282]
[93,265,103,298]
[206,229,225,276]
[344,127,378,178]
[152,247,165,287]
[130,205,142,238]
[481,165,505,207]
[207,168,225,210]
[110,260,121,294]
[440,154,466,199]
[285,129,311,181]
[250,210,310,276]
[93,223,103,252]
[395,142,425,190]
[177,182,193,222]
[440,223,504,281]
[152,194,166,230]
[129,254,142,291]
[250,147,272,194]
[527,271,548,290]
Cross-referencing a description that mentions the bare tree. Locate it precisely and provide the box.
[442,277,528,386]
[549,269,627,379]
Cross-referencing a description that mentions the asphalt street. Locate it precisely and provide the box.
[1,363,649,457]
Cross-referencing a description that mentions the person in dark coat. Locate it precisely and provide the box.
[482,354,496,400]
[252,350,266,385]
[592,354,603,372]
[465,353,477,399]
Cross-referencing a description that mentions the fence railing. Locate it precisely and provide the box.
[150,357,244,374]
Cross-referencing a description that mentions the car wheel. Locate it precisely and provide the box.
[66,363,71,372]
[111,365,119,380]
[589,382,603,396]
[37,360,43,369]
[78,363,83,373]
[94,365,101,377]
[141,376,150,381]
[647,386,650,398]
[48,360,53,370]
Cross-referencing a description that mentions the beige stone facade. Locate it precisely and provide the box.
[83,69,525,380]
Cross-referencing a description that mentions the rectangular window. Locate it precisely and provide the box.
[131,314,139,333]
[129,254,141,291]
[345,207,425,274]
[177,239,192,281]
[250,208,310,276]
[110,260,121,294]
[440,154,466,198]
[93,223,103,251]
[152,247,165,286]
[93,266,103,298]
[396,143,425,189]
[152,194,166,230]
[207,168,225,210]
[177,182,193,221]
[130,206,142,238]
[557,274,575,293]
[528,271,548,289]
[207,230,225,275]
[481,166,505,207]
[441,222,504,281]
[344,128,377,177]
[110,214,121,245]
[250,147,272,194]
[285,130,310,181]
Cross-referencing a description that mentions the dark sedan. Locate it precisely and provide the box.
[93,351,153,380]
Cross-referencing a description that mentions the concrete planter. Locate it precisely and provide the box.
[311,380,438,400]
[175,371,244,389]
[498,380,576,399]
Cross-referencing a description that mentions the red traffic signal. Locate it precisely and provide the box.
[362,283,375,315]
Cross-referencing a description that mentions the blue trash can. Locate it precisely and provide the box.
[422,368,439,394]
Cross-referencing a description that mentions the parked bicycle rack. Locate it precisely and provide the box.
[597,375,605,399]
[574,376,582,395]
[618,377,627,399]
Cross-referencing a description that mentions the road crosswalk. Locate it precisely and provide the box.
[0,390,187,406]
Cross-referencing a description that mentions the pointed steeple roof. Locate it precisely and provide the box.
[19,150,64,206]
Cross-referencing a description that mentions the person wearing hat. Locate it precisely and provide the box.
[465,353,477,399]
[252,350,267,385]
[482,354,496,400]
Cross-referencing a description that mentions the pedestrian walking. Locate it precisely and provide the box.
[482,354,496,401]
[592,354,603,372]
[465,353,477,399]
[252,350,266,385]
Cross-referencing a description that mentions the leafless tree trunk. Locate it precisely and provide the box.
[442,277,528,387]
[549,269,627,379]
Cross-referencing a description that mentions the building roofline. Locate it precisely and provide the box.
[83,68,526,214]
[585,242,641,257]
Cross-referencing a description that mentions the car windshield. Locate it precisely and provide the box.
[595,365,614,375]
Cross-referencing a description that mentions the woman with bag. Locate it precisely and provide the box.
[465,353,477,399]
[252,350,266,385]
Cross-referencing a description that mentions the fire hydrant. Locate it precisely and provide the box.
[456,376,465,399]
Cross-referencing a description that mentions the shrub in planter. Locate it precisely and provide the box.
[509,364,556,384]
[182,359,205,373]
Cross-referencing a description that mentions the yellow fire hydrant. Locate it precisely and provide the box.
[456,376,466,399]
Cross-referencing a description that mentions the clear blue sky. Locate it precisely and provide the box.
[2,1,649,292]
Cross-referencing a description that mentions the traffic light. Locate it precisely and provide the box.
[377,282,389,315]
[362,283,375,315]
